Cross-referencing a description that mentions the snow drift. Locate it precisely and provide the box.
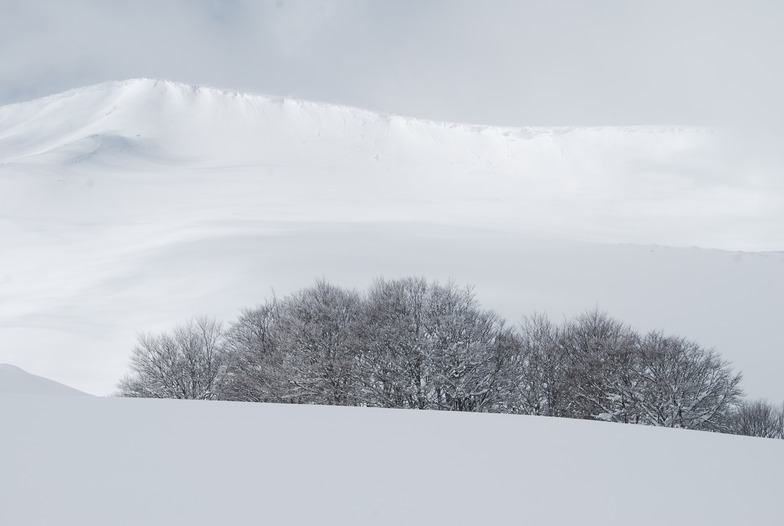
[0,79,781,400]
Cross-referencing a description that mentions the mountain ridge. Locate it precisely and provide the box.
[0,78,713,167]
[1,80,774,253]
[1,78,709,132]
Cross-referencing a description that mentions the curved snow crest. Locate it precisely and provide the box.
[0,78,715,167]
[0,364,89,396]
[0,77,710,132]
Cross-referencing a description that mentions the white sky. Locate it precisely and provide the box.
[1,0,783,128]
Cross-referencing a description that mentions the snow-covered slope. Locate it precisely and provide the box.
[0,363,87,396]
[1,79,780,251]
[0,386,781,526]
[0,79,781,398]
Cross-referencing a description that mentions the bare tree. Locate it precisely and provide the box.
[728,399,784,439]
[633,331,743,431]
[502,313,569,417]
[275,279,363,405]
[359,278,509,412]
[423,282,508,412]
[117,316,225,400]
[515,311,743,431]
[358,277,432,409]
[558,310,640,422]
[218,300,287,402]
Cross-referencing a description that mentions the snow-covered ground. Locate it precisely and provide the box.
[0,365,781,526]
[0,79,782,399]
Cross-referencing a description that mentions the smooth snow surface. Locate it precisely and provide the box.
[1,388,782,526]
[0,79,782,398]
[0,363,87,396]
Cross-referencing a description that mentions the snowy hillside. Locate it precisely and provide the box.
[0,370,781,526]
[0,79,781,399]
[0,363,87,396]
[2,79,780,251]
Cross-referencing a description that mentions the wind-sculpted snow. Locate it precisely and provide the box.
[0,79,781,400]
[0,387,781,526]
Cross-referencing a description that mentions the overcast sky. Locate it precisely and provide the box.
[1,0,782,127]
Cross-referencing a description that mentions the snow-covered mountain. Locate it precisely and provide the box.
[2,79,780,250]
[0,79,781,399]
[0,372,781,526]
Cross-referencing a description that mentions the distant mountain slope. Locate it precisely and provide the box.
[0,364,87,396]
[0,80,781,400]
[0,78,710,165]
[0,391,781,526]
[0,79,780,251]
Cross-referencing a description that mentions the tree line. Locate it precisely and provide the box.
[117,277,783,439]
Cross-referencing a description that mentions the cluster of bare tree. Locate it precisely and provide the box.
[117,277,782,438]
[727,399,784,439]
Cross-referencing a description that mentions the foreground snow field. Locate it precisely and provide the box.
[0,366,781,526]
[0,79,782,400]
